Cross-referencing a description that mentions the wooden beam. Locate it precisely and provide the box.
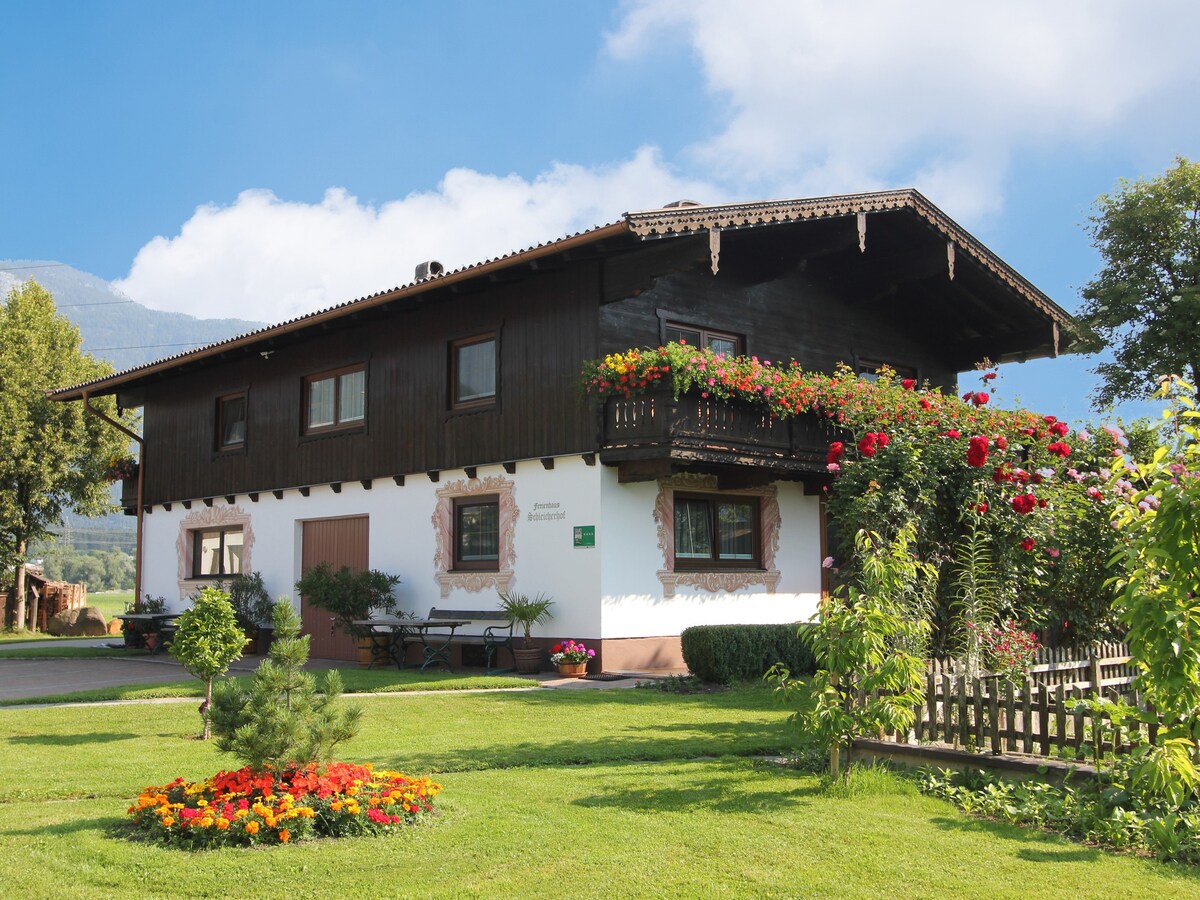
[361,479,373,490]
[143,505,152,515]
[464,466,477,479]
[427,470,440,483]
[299,486,310,497]
[203,498,213,507]
[162,502,172,512]
[502,461,517,474]
[616,459,672,483]
[248,492,259,502]
[272,490,284,500]
[392,475,405,486]
[581,452,596,466]
[716,470,775,491]
[182,500,192,509]
[540,457,554,470]
[330,482,342,494]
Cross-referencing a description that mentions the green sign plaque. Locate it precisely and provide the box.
[573,525,595,548]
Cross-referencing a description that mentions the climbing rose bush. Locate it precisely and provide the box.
[583,343,1149,644]
[127,762,441,849]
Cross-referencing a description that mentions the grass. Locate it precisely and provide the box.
[0,666,532,706]
[0,646,143,659]
[1,688,1198,897]
[88,591,133,619]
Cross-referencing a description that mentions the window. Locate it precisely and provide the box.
[856,359,917,383]
[673,493,761,569]
[216,392,247,449]
[304,365,365,434]
[451,334,497,410]
[453,495,499,570]
[664,322,742,356]
[191,526,244,577]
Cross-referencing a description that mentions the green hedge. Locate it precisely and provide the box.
[680,623,816,684]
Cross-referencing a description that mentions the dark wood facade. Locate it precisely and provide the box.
[55,193,1075,509]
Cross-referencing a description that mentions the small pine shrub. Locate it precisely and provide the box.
[681,623,816,684]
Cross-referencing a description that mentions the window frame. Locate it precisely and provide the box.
[190,525,244,579]
[302,363,367,435]
[215,391,248,451]
[450,333,498,411]
[662,321,744,356]
[452,494,500,571]
[672,491,763,570]
[855,358,918,382]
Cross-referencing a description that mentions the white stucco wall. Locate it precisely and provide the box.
[138,456,820,643]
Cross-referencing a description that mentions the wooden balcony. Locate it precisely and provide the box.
[119,472,138,515]
[598,390,836,475]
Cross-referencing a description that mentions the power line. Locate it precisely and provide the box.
[59,300,136,309]
[87,341,211,352]
[0,262,67,272]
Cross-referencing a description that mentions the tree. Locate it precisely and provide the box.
[0,279,135,630]
[209,598,362,771]
[1079,157,1200,409]
[168,586,246,739]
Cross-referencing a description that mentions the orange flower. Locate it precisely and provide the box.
[244,821,260,835]
[278,829,291,843]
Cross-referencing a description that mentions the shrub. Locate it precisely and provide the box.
[219,571,273,635]
[168,586,246,739]
[681,623,816,684]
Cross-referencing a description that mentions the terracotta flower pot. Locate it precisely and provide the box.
[556,661,588,678]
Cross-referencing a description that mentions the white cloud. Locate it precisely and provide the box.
[608,0,1200,221]
[114,147,717,322]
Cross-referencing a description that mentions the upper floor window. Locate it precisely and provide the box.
[453,495,499,570]
[304,364,366,434]
[451,334,497,410]
[216,392,247,450]
[674,492,761,569]
[856,359,917,383]
[192,526,243,578]
[664,322,742,357]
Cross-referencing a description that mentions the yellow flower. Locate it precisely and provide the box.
[196,798,208,808]
[330,800,343,812]
[198,817,214,828]
[216,818,230,830]
[161,817,175,828]
[234,809,249,819]
[244,821,260,835]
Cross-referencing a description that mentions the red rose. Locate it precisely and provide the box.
[1043,415,1057,424]
[901,379,916,390]
[551,643,563,654]
[995,435,1008,450]
[983,372,997,381]
[969,392,989,406]
[993,465,1011,483]
[1049,421,1069,437]
[876,433,890,447]
[919,398,932,409]
[939,429,962,439]
[1020,537,1036,552]
[827,441,845,464]
[975,502,988,514]
[1046,441,1071,458]
[1011,494,1037,515]
[966,435,989,467]
[858,433,878,456]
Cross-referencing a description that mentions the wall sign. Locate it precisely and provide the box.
[573,525,595,548]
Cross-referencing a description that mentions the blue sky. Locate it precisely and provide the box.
[2,1,1198,423]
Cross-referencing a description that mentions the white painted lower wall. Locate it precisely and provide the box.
[139,455,821,657]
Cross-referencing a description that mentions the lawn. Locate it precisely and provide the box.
[1,689,1197,898]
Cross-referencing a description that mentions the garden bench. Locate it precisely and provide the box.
[426,607,514,674]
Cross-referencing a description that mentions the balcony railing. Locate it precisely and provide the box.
[599,389,836,472]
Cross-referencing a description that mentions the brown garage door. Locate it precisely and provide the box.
[300,516,369,661]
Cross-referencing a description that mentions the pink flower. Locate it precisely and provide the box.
[822,556,834,569]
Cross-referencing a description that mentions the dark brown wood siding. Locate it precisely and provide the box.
[140,263,601,505]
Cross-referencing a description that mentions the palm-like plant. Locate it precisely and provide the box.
[497,591,554,648]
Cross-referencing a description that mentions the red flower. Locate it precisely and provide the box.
[939,429,961,439]
[975,502,988,514]
[919,397,932,410]
[827,441,845,464]
[901,379,916,390]
[1011,494,1037,515]
[983,372,997,381]
[1049,421,1069,437]
[876,432,890,448]
[966,435,989,468]
[993,464,1011,483]
[995,435,1008,450]
[857,433,878,456]
[1046,441,1071,458]
[1043,415,1057,424]
[551,643,563,654]
[971,392,990,406]
[1020,537,1036,552]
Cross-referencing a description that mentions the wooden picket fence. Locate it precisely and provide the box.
[909,643,1155,760]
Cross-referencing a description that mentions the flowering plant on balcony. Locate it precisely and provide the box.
[550,639,595,665]
[104,454,137,482]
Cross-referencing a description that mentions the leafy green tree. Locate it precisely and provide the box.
[771,525,934,778]
[168,586,246,739]
[0,279,134,629]
[1079,157,1200,408]
[209,598,362,771]
[1109,376,1200,804]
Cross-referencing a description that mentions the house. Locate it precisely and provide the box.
[51,191,1075,670]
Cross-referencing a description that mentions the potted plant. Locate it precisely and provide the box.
[550,639,595,678]
[122,594,166,650]
[220,571,274,654]
[497,591,554,674]
[295,563,401,666]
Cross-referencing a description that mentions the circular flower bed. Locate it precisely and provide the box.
[128,761,441,849]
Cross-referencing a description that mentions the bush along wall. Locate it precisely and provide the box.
[682,623,815,684]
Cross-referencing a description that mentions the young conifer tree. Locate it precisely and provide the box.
[209,598,362,771]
